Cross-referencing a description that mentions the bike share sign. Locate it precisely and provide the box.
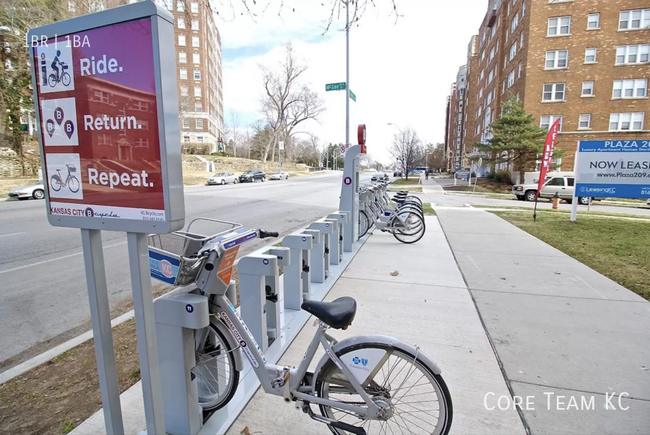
[29,5,184,233]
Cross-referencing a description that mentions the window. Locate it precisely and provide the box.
[522,1,525,16]
[177,17,185,28]
[195,102,202,111]
[132,101,148,111]
[135,138,149,148]
[196,119,203,129]
[612,79,648,98]
[179,69,187,79]
[548,16,571,36]
[196,136,204,143]
[546,50,568,69]
[489,47,495,61]
[518,61,522,79]
[579,114,591,129]
[194,86,201,97]
[93,90,109,103]
[179,52,187,63]
[543,83,566,101]
[516,92,520,102]
[616,44,650,65]
[68,1,76,12]
[193,53,200,64]
[180,85,188,96]
[192,20,199,30]
[584,48,597,63]
[182,119,190,128]
[178,35,186,46]
[581,81,594,96]
[191,2,198,13]
[98,133,111,145]
[177,1,184,11]
[183,135,190,142]
[509,42,517,61]
[520,31,524,47]
[193,70,201,80]
[619,9,650,30]
[192,36,199,47]
[480,69,485,81]
[540,115,563,131]
[508,70,515,87]
[511,13,519,33]
[587,13,600,29]
[609,113,645,131]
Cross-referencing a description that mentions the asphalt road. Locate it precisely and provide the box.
[0,172,358,367]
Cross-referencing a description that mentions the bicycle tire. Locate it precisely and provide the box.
[358,210,371,239]
[62,72,71,86]
[68,176,80,193]
[194,321,239,411]
[392,213,425,244]
[315,341,453,435]
[50,175,62,192]
[48,74,57,88]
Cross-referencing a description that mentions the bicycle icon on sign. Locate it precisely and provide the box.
[46,51,71,88]
[51,164,80,193]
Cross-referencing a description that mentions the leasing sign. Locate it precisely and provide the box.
[575,140,650,199]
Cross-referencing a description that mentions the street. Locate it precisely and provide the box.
[0,172,357,367]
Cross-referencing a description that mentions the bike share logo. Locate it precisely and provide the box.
[37,44,75,94]
[41,98,79,147]
[46,153,84,200]
[352,356,369,367]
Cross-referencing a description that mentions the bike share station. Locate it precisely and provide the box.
[29,4,372,434]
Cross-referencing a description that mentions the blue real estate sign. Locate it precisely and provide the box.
[575,140,650,199]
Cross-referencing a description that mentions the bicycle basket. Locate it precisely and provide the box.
[67,164,77,173]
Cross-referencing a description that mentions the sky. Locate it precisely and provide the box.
[216,0,488,165]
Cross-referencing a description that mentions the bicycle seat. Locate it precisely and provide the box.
[301,297,356,329]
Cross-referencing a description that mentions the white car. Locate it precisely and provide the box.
[8,180,45,200]
[269,171,289,180]
[207,172,238,185]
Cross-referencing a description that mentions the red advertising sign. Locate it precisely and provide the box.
[536,118,561,197]
[31,17,180,229]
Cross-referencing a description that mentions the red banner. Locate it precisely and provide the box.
[536,118,561,197]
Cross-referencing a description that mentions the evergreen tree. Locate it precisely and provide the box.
[477,95,562,184]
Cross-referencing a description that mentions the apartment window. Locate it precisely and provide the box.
[480,69,485,81]
[579,114,591,129]
[191,2,198,13]
[508,70,515,87]
[518,61,522,79]
[182,119,190,128]
[515,92,520,102]
[192,20,199,30]
[520,31,524,48]
[543,83,566,101]
[93,90,109,104]
[619,9,650,30]
[511,13,519,33]
[522,1,525,16]
[193,70,201,80]
[509,42,517,61]
[132,101,148,111]
[546,50,568,69]
[616,44,650,65]
[196,136,204,143]
[548,16,571,36]
[183,135,190,142]
[177,1,184,11]
[135,138,149,148]
[179,52,187,63]
[179,69,187,79]
[507,2,511,15]
[612,79,648,98]
[609,113,645,131]
[502,80,506,94]
[489,47,495,61]
[196,119,203,129]
[195,102,202,111]
[587,13,600,29]
[68,1,76,12]
[192,37,199,47]
[98,133,111,145]
[194,86,201,97]
[193,53,200,64]
[180,85,188,96]
[540,115,563,131]
[481,50,485,62]
[178,35,186,46]
[177,17,185,29]
[581,81,594,97]
[584,48,597,63]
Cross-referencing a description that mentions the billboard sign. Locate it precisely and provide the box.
[28,2,184,234]
[575,140,650,199]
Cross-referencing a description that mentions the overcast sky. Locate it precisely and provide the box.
[216,0,487,164]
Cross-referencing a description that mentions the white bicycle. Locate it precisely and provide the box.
[152,219,453,435]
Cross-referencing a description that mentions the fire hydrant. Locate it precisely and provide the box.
[552,191,561,210]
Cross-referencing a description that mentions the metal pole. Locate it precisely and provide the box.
[127,232,166,435]
[80,229,124,435]
[345,0,350,146]
[570,141,580,222]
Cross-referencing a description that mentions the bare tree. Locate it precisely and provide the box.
[225,111,243,157]
[389,128,425,181]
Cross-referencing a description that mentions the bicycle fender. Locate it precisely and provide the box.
[212,319,244,372]
[311,334,442,393]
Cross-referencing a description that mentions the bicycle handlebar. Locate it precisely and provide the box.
[203,250,219,271]
[259,229,279,239]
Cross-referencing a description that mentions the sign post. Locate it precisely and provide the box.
[28,3,184,434]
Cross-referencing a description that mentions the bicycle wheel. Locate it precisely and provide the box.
[50,175,62,192]
[62,72,71,86]
[392,212,425,244]
[68,176,80,193]
[193,321,239,411]
[48,74,57,88]
[316,341,453,435]
[358,210,371,239]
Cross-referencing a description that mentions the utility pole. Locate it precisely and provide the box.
[345,0,350,147]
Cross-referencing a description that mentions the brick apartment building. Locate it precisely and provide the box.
[445,0,650,174]
[65,0,224,152]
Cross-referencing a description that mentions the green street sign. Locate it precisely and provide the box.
[349,89,356,102]
[326,82,346,91]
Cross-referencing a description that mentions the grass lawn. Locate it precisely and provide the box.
[491,211,650,301]
[388,186,422,192]
[443,179,513,194]
[391,177,421,186]
[475,205,650,220]
[421,202,436,215]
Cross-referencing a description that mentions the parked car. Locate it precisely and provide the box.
[269,171,289,180]
[393,170,403,177]
[647,198,650,206]
[383,173,390,181]
[8,180,45,200]
[207,172,238,185]
[512,173,592,205]
[239,169,266,183]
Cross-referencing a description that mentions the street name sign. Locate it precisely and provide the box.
[326,82,346,91]
[349,89,356,102]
